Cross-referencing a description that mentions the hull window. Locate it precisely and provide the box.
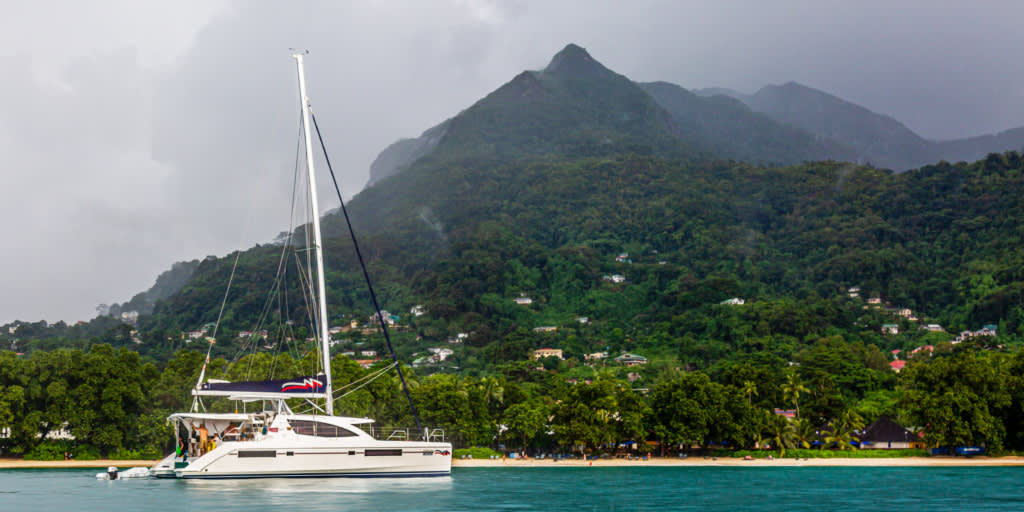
[365,449,403,456]
[238,450,277,458]
[289,420,359,438]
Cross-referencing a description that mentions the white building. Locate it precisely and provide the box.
[427,347,454,362]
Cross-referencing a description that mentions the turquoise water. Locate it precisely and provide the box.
[2,466,1022,511]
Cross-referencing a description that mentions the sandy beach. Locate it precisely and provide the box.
[3,456,1023,469]
[453,456,1024,468]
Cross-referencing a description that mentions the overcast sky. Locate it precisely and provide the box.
[3,0,1023,324]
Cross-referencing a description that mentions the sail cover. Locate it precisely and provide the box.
[195,375,328,399]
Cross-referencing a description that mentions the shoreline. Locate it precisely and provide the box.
[3,455,1023,469]
[453,456,1024,468]
[0,459,158,469]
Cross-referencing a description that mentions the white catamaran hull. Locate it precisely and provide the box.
[173,441,451,479]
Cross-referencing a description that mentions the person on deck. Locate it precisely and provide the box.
[194,423,209,455]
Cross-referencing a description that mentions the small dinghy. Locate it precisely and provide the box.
[96,466,150,480]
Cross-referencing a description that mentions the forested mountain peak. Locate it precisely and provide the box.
[542,43,612,79]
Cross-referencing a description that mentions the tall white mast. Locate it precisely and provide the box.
[293,51,333,415]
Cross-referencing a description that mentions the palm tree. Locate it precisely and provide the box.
[792,418,817,450]
[825,410,864,451]
[768,415,795,457]
[781,372,810,419]
[742,380,758,407]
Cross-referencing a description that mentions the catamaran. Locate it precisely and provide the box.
[151,52,452,479]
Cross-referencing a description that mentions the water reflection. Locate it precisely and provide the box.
[182,476,455,510]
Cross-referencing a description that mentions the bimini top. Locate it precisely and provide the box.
[193,375,328,399]
[167,412,255,422]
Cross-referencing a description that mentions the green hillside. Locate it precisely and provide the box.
[7,44,1024,460]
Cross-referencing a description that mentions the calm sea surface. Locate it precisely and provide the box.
[1,466,1021,511]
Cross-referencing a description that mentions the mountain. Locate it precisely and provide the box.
[365,44,698,187]
[365,122,449,188]
[698,82,1024,170]
[639,81,858,165]
[64,43,1024,370]
[108,260,200,317]
[933,126,1024,164]
[741,82,932,170]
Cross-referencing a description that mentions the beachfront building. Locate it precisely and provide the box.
[859,416,924,449]
[533,348,564,360]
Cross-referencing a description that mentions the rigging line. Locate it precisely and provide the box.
[335,363,398,401]
[211,249,242,340]
[310,112,422,431]
[193,248,243,397]
[228,109,307,377]
[333,362,396,397]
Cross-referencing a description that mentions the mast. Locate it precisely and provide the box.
[293,51,333,415]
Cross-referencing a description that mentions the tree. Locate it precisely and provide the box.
[824,410,864,451]
[742,380,758,407]
[503,400,548,451]
[648,373,748,453]
[781,371,809,419]
[901,352,1010,451]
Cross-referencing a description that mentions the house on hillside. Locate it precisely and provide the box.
[411,305,426,317]
[847,287,861,298]
[533,326,558,333]
[514,297,533,305]
[585,352,608,361]
[910,345,935,356]
[922,324,944,332]
[859,416,924,449]
[882,324,899,335]
[533,348,564,360]
[889,360,907,373]
[867,297,882,305]
[427,347,454,362]
[615,353,648,366]
[773,409,796,419]
[721,298,745,306]
[615,253,631,263]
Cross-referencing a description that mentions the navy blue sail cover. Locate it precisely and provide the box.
[200,375,327,395]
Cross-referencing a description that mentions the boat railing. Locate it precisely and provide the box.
[367,426,447,442]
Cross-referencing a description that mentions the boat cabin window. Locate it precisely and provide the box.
[289,419,358,438]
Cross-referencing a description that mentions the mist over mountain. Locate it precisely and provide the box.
[696,82,1024,170]
[638,81,858,165]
